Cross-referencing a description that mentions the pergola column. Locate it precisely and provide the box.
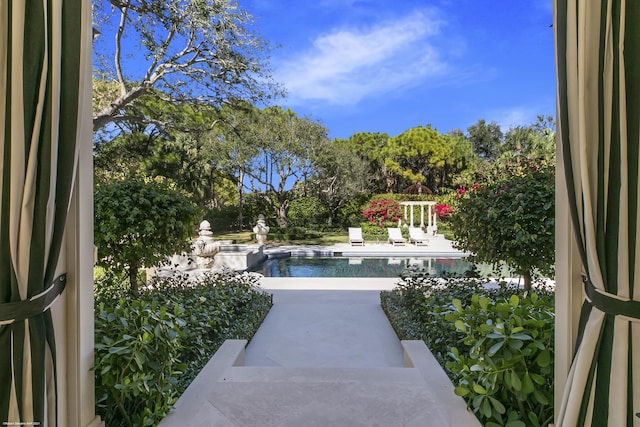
[409,203,415,227]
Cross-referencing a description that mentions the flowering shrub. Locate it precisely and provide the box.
[450,163,555,291]
[435,203,452,218]
[455,183,481,200]
[362,199,402,228]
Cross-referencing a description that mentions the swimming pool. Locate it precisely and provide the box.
[250,256,474,278]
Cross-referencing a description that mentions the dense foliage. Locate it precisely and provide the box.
[446,292,554,427]
[94,178,199,294]
[450,162,555,291]
[94,271,272,427]
[380,277,554,427]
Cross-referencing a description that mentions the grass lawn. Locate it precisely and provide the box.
[215,230,349,246]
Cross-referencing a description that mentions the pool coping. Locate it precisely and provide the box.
[262,240,470,259]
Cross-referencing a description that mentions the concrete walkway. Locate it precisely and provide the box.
[159,276,481,427]
[244,288,405,368]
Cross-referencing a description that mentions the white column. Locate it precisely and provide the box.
[409,203,415,227]
[419,204,425,229]
[432,206,437,233]
[57,134,103,427]
[53,4,103,423]
[403,204,408,222]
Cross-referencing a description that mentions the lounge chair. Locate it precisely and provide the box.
[387,227,406,246]
[409,227,429,246]
[348,227,365,246]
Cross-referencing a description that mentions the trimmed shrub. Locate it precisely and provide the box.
[95,271,272,426]
[94,299,185,427]
[380,277,554,427]
[450,163,555,291]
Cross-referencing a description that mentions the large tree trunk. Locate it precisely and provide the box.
[237,169,244,230]
[277,204,288,228]
[523,270,532,293]
[128,260,140,296]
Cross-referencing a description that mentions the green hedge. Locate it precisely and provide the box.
[94,271,272,427]
[381,277,554,427]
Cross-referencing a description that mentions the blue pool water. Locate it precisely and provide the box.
[250,256,474,278]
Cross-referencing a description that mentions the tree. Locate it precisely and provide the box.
[213,101,262,229]
[94,178,199,295]
[338,132,394,193]
[446,130,480,187]
[240,106,330,227]
[381,125,459,192]
[143,132,238,209]
[467,119,503,161]
[93,97,238,209]
[500,115,556,165]
[92,0,282,131]
[450,162,555,291]
[308,142,369,225]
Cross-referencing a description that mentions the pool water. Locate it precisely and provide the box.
[250,256,474,278]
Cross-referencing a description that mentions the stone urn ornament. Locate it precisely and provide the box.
[253,214,270,246]
[193,220,220,268]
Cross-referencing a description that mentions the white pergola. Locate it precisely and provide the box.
[400,201,438,235]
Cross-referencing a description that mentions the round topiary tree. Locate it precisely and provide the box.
[94,178,199,295]
[450,164,555,291]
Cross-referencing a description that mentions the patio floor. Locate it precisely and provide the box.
[158,270,481,427]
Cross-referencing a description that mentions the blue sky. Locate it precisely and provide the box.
[243,0,555,140]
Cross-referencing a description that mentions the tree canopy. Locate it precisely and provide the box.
[467,119,503,161]
[450,162,555,291]
[94,178,199,294]
[92,0,283,132]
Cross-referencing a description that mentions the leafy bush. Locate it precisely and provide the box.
[145,271,272,385]
[287,196,328,227]
[95,271,272,426]
[450,162,555,291]
[335,193,370,227]
[204,204,242,232]
[446,292,554,427]
[381,277,489,365]
[360,221,395,240]
[380,277,554,427]
[94,299,186,427]
[94,178,200,295]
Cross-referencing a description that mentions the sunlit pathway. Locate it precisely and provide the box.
[158,278,480,427]
[244,288,403,368]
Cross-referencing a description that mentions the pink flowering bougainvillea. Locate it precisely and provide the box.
[362,199,402,228]
[435,203,452,218]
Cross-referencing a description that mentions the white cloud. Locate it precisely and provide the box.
[490,106,541,131]
[274,9,449,106]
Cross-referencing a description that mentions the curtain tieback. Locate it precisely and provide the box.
[0,274,66,324]
[583,275,640,319]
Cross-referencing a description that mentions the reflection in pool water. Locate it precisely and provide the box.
[250,256,475,278]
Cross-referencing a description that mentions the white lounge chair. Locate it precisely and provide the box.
[409,227,429,246]
[387,227,406,246]
[348,227,365,246]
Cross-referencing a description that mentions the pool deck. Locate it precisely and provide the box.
[262,234,469,259]
[158,237,481,427]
